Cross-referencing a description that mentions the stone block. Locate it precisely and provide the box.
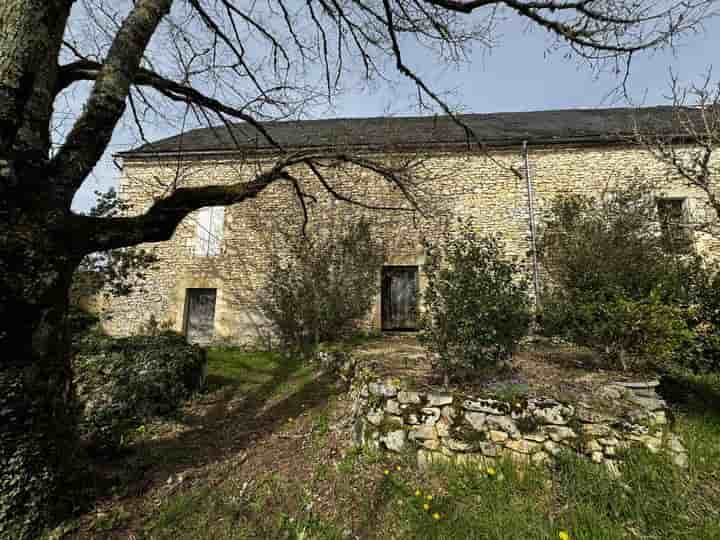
[385,399,402,415]
[381,430,407,453]
[427,394,453,407]
[366,409,384,426]
[543,440,562,456]
[524,433,547,443]
[421,407,441,425]
[585,439,602,454]
[398,390,421,404]
[436,417,451,437]
[531,402,573,425]
[546,426,576,442]
[444,438,473,452]
[369,381,398,398]
[422,439,441,450]
[478,442,500,457]
[488,430,509,443]
[463,398,510,415]
[486,415,518,435]
[581,424,611,437]
[505,439,539,454]
[464,411,487,431]
[409,425,438,441]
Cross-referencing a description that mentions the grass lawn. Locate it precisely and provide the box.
[55,347,720,540]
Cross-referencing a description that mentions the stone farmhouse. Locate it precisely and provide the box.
[104,107,719,345]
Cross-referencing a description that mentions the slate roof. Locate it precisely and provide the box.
[119,106,687,157]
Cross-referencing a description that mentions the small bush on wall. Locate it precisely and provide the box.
[258,216,384,355]
[419,221,531,382]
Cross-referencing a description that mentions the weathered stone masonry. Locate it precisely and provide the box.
[352,376,687,473]
[102,111,720,345]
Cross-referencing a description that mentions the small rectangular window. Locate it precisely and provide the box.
[656,198,691,252]
[194,206,224,256]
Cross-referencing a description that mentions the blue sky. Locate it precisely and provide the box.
[70,13,720,212]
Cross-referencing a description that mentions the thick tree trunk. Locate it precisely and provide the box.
[0,234,80,539]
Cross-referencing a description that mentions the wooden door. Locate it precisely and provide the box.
[381,266,418,330]
[184,288,217,344]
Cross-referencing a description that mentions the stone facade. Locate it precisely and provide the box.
[103,142,720,344]
[352,376,688,472]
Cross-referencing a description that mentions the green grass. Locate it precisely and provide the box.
[136,410,720,540]
[373,438,720,540]
[205,348,311,392]
[136,370,720,540]
[60,350,720,540]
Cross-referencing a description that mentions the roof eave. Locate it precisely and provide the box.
[115,133,646,160]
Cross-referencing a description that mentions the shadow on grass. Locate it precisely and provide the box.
[77,348,345,508]
[659,372,720,418]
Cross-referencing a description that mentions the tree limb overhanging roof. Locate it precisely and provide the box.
[118,106,692,157]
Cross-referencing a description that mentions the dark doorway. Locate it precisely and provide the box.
[184,288,217,344]
[381,266,419,331]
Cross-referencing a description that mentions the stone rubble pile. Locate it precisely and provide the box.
[352,379,687,473]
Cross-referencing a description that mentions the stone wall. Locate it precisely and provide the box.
[103,144,720,344]
[352,378,688,474]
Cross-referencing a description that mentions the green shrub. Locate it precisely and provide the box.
[537,186,688,305]
[543,289,693,370]
[73,330,206,452]
[674,264,720,374]
[419,223,530,380]
[258,217,384,355]
[537,185,701,370]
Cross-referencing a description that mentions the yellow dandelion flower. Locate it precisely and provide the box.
[487,467,496,476]
[383,469,390,476]
[423,503,430,511]
[426,494,433,501]
[559,531,570,540]
[415,489,422,497]
[396,465,402,471]
[432,512,441,520]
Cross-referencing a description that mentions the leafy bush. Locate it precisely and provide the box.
[419,223,531,380]
[73,330,207,452]
[543,289,693,370]
[537,186,689,305]
[258,217,384,354]
[674,264,720,373]
[536,185,704,370]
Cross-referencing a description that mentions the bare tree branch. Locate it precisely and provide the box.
[51,0,174,203]
[73,150,420,252]
[634,71,720,236]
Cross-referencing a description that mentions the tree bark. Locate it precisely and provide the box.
[0,219,81,538]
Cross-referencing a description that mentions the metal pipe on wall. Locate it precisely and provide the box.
[523,140,542,309]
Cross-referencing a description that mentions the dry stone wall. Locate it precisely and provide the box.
[352,377,688,474]
[103,144,720,344]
